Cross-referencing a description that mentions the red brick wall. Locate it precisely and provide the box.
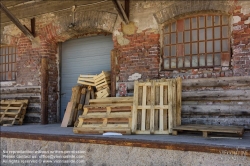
[232,6,250,76]
[114,30,160,81]
[115,4,250,81]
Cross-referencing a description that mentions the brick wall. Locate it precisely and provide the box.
[114,29,160,81]
[232,5,250,76]
[114,0,250,81]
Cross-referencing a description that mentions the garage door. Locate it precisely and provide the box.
[60,35,113,120]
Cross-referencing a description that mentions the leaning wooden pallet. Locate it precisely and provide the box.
[0,100,28,126]
[73,97,133,134]
[131,78,182,134]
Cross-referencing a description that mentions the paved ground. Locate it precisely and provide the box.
[1,123,249,149]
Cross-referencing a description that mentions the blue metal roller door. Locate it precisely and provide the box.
[61,35,113,120]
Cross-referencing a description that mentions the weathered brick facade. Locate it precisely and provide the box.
[1,0,249,124]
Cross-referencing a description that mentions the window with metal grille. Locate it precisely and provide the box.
[0,46,17,81]
[162,14,230,70]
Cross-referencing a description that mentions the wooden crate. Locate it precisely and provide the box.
[73,97,133,134]
[131,78,182,134]
[172,124,244,137]
[0,100,28,126]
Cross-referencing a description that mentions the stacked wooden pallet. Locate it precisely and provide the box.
[77,71,111,98]
[0,99,29,126]
[73,97,133,134]
[61,85,95,127]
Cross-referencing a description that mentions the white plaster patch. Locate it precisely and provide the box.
[116,32,130,46]
[232,16,241,24]
[28,82,33,86]
[241,6,250,15]
[113,30,120,36]
[128,73,142,81]
[233,25,243,31]
[244,17,250,24]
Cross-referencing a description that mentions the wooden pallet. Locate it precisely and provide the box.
[172,124,244,137]
[73,97,133,134]
[93,71,110,85]
[94,71,111,92]
[0,100,28,126]
[131,78,182,134]
[77,74,96,86]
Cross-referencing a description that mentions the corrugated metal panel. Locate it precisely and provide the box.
[61,35,113,119]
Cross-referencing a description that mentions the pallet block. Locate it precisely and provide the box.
[172,124,244,137]
[95,88,110,99]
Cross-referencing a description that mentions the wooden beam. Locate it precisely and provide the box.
[41,56,48,124]
[0,2,35,41]
[112,0,129,24]
[125,0,130,20]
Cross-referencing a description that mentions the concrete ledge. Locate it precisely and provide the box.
[1,131,249,157]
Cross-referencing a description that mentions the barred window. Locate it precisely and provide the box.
[0,46,17,81]
[162,14,230,70]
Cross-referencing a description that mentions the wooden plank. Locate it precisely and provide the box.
[150,80,155,134]
[73,127,131,134]
[79,74,96,78]
[67,102,77,126]
[159,85,164,131]
[131,81,139,133]
[163,84,168,131]
[146,86,151,130]
[154,84,159,131]
[78,77,95,83]
[61,102,73,127]
[168,80,173,133]
[111,49,117,97]
[89,97,133,104]
[90,87,95,99]
[182,104,250,115]
[84,88,91,105]
[79,112,131,119]
[182,90,250,101]
[141,85,147,131]
[172,79,177,127]
[176,77,182,126]
[77,80,95,86]
[182,76,250,87]
[84,103,133,108]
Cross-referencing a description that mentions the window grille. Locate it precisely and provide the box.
[162,14,230,70]
[0,46,17,81]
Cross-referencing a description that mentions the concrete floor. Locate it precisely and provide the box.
[1,123,250,149]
